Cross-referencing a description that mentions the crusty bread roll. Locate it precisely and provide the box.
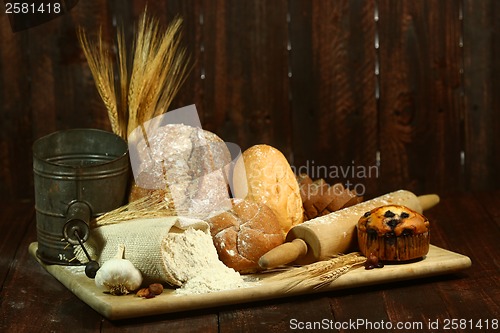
[232,144,303,235]
[297,174,363,220]
[207,199,285,273]
[129,124,232,219]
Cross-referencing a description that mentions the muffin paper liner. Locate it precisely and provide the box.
[358,231,430,261]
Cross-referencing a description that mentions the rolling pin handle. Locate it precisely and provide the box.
[418,194,440,211]
[258,238,308,270]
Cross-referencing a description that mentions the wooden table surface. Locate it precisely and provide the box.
[1,192,499,332]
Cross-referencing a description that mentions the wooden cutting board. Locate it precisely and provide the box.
[29,242,471,320]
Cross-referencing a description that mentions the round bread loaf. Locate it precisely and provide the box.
[357,205,430,261]
[207,199,285,273]
[129,124,232,219]
[232,144,303,235]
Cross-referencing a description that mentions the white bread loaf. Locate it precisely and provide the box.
[129,124,232,219]
[207,199,285,273]
[232,144,304,235]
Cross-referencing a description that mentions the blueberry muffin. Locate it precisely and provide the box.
[357,205,430,261]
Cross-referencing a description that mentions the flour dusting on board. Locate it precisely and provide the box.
[176,266,246,295]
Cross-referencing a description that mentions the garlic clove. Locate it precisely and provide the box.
[94,245,143,295]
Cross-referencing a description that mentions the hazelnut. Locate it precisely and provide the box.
[136,288,152,298]
[364,253,384,270]
[148,283,164,295]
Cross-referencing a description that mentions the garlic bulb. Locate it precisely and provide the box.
[95,244,143,295]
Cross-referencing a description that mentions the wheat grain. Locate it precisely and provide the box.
[93,189,180,227]
[78,27,120,136]
[116,25,128,139]
[78,8,190,140]
[266,252,366,292]
[269,252,364,280]
[151,18,191,119]
[312,262,364,290]
[129,14,190,133]
[127,10,154,136]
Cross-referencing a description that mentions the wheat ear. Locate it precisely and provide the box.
[127,10,156,136]
[93,189,178,227]
[267,252,366,292]
[116,25,128,139]
[78,27,121,136]
[127,12,190,137]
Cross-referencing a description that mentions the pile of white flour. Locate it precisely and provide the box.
[161,228,247,294]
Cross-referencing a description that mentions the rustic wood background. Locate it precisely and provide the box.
[1,0,499,201]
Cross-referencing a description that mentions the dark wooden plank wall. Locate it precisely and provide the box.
[0,0,499,201]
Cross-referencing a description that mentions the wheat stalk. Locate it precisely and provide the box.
[93,189,179,227]
[78,27,121,136]
[127,11,190,137]
[78,8,191,140]
[266,252,366,292]
[116,25,129,139]
[151,19,190,120]
[127,11,154,136]
[310,262,363,290]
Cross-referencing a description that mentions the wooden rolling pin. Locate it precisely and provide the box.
[258,190,440,269]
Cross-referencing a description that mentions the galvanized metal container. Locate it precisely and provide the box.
[33,128,129,265]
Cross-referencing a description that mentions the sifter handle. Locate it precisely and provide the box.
[258,238,308,270]
[63,201,91,245]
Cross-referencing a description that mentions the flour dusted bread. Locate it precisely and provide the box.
[129,124,232,218]
[207,199,285,273]
[232,144,303,235]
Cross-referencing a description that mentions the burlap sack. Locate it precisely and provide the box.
[74,216,209,285]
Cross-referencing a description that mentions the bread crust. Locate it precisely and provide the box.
[129,124,232,218]
[232,144,303,235]
[207,199,285,273]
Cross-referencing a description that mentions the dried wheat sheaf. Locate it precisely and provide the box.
[78,7,191,139]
